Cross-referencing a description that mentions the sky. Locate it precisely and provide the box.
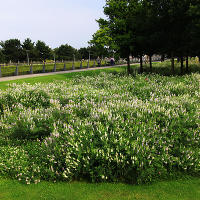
[0,0,106,49]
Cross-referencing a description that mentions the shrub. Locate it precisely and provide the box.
[0,72,199,184]
[19,89,50,109]
[0,94,16,114]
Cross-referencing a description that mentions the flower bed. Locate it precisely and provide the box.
[0,72,199,184]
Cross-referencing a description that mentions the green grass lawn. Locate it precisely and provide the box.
[0,177,199,200]
[0,66,128,90]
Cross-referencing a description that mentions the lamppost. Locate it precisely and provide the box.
[87,51,91,68]
[49,46,56,63]
[73,54,75,63]
[26,50,30,65]
[72,54,75,69]
[89,51,91,61]
[53,53,56,63]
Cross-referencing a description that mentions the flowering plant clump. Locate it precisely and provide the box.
[0,72,199,184]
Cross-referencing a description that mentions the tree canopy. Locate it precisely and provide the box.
[0,39,23,62]
[0,38,108,64]
[92,0,200,73]
[54,44,77,61]
[35,40,52,62]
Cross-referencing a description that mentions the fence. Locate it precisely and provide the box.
[0,59,128,78]
[0,55,162,78]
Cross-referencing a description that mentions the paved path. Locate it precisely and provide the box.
[0,65,127,82]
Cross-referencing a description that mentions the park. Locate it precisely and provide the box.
[0,0,200,200]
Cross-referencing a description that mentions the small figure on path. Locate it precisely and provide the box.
[110,57,115,66]
[97,56,101,67]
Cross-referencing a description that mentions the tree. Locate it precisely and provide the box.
[0,49,5,63]
[189,0,200,59]
[102,0,134,73]
[89,21,116,58]
[78,47,89,59]
[0,39,23,63]
[22,38,35,51]
[55,44,76,61]
[127,0,152,72]
[35,40,51,62]
[22,38,37,63]
[149,0,196,73]
[100,0,200,74]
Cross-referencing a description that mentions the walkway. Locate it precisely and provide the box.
[0,65,126,82]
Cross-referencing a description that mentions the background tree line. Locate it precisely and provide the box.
[0,38,111,64]
[90,0,200,74]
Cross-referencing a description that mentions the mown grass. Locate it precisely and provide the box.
[0,66,127,90]
[0,177,199,200]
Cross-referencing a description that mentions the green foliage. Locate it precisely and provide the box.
[55,44,77,61]
[0,39,23,62]
[0,72,199,184]
[18,89,50,109]
[35,40,51,62]
[89,26,116,58]
[0,49,5,63]
[77,46,110,60]
[22,38,38,61]
[0,37,109,64]
[0,94,16,114]
[97,0,200,72]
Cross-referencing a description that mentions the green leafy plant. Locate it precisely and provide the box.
[0,72,199,184]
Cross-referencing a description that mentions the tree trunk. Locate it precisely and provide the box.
[186,56,189,72]
[140,55,143,73]
[161,54,165,62]
[180,56,184,74]
[127,56,131,74]
[149,55,152,72]
[171,53,174,74]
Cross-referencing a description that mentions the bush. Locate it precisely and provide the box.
[19,89,50,109]
[0,72,199,184]
[0,94,16,114]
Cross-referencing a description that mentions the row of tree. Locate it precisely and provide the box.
[90,0,200,73]
[0,38,111,64]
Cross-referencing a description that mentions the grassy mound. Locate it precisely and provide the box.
[0,72,199,184]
